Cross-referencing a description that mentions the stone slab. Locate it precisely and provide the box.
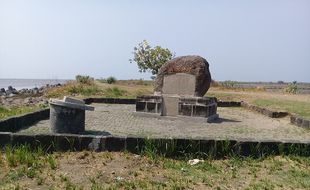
[162,96,179,116]
[162,73,196,96]
[50,96,94,111]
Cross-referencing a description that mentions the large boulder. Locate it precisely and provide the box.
[154,55,211,97]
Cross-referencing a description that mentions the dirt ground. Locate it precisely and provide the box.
[1,151,310,190]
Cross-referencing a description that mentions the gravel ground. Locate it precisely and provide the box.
[18,103,310,142]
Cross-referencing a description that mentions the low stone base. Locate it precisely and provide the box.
[178,97,217,117]
[136,95,162,114]
[136,95,218,120]
[134,112,219,123]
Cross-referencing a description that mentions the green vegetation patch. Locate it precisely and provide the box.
[0,105,43,120]
[253,98,310,119]
[104,87,127,97]
[66,84,103,96]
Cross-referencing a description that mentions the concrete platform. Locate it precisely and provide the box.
[17,103,310,143]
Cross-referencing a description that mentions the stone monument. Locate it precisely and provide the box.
[136,55,218,121]
[49,96,94,134]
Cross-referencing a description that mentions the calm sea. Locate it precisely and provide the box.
[0,79,69,90]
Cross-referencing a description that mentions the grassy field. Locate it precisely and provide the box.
[208,88,310,119]
[252,99,310,119]
[0,145,310,190]
[45,80,153,98]
[0,105,45,120]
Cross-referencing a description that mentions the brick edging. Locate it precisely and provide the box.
[241,102,288,118]
[0,108,50,132]
[1,133,310,157]
[218,101,309,128]
[290,115,310,129]
[217,101,241,107]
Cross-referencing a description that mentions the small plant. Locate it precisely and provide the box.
[141,138,159,161]
[75,75,94,85]
[106,76,117,84]
[5,146,17,167]
[67,84,102,96]
[37,176,45,185]
[221,80,237,88]
[285,81,298,94]
[47,154,57,170]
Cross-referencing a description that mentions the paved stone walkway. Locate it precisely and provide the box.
[18,104,310,142]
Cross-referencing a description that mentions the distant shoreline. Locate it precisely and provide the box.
[0,78,70,90]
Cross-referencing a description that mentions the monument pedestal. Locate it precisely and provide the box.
[136,95,218,120]
[136,73,218,121]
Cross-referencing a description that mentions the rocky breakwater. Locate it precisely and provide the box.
[0,83,62,107]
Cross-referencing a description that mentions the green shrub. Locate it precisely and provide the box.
[47,154,57,170]
[67,84,102,96]
[106,76,117,84]
[221,80,237,88]
[75,75,94,85]
[284,81,298,94]
[97,78,107,83]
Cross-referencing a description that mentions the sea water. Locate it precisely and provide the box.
[0,79,69,90]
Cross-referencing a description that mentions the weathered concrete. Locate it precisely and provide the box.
[50,105,86,134]
[162,96,179,116]
[49,97,94,134]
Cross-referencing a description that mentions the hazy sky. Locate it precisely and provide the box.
[0,0,309,82]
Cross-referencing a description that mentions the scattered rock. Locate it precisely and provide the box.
[8,86,14,91]
[0,83,64,107]
[188,159,204,165]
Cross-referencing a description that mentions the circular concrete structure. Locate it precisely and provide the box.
[49,97,94,134]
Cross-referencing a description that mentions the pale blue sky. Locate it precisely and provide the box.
[0,0,309,82]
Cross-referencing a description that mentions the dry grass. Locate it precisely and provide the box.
[0,147,310,190]
[45,80,153,99]
[208,87,310,119]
